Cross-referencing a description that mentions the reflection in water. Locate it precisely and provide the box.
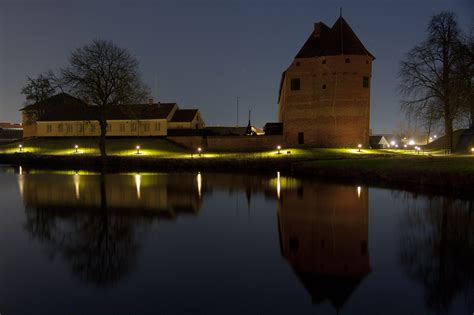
[134,174,141,199]
[398,196,474,312]
[197,172,202,198]
[11,168,473,313]
[278,182,370,312]
[19,171,202,287]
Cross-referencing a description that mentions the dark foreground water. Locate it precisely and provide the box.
[0,166,472,315]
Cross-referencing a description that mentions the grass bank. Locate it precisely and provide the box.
[292,157,474,191]
[0,138,473,190]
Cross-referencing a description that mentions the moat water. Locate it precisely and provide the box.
[0,166,472,315]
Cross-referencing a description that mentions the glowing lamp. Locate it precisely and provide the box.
[471,148,474,154]
[357,144,362,152]
[197,147,202,157]
[277,145,281,154]
[408,140,415,146]
[74,144,78,153]
[18,144,23,152]
[136,145,140,154]
[390,140,396,146]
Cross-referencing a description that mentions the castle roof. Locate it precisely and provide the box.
[295,17,374,59]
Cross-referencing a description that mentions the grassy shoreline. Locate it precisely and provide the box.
[1,138,473,191]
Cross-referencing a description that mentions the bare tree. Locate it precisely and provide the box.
[399,12,465,150]
[454,31,474,127]
[21,73,57,104]
[61,39,150,167]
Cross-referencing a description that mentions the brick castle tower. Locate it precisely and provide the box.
[278,15,374,147]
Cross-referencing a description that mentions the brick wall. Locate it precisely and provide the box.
[279,55,372,147]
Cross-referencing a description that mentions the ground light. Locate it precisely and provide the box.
[277,145,281,154]
[471,148,474,154]
[197,147,202,157]
[136,145,140,154]
[18,144,23,152]
[74,145,78,153]
[409,140,415,146]
[358,144,362,152]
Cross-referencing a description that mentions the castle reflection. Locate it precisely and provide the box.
[278,182,370,311]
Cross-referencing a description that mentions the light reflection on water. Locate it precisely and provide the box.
[0,166,472,315]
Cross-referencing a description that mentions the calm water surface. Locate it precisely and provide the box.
[0,166,472,315]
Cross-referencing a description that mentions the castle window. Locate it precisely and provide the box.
[107,124,111,132]
[58,124,64,132]
[322,60,326,64]
[90,124,96,132]
[66,124,72,132]
[143,123,150,132]
[155,122,160,131]
[363,76,370,88]
[298,132,304,144]
[290,78,300,91]
[120,123,125,132]
[46,124,52,133]
[322,84,326,90]
[366,60,369,64]
[345,58,351,63]
[131,123,137,132]
[295,61,300,66]
[77,124,84,132]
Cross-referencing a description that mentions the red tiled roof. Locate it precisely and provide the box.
[295,17,374,59]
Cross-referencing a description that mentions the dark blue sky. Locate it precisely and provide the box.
[0,0,472,132]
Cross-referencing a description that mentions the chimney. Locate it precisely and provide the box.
[314,22,325,36]
[148,98,154,105]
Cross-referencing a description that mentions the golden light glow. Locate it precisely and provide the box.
[17,167,24,197]
[277,171,281,199]
[197,172,202,198]
[73,173,80,199]
[357,186,361,198]
[134,174,141,199]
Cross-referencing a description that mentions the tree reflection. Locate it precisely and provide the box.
[398,197,474,311]
[24,173,140,287]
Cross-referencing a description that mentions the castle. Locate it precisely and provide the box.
[278,15,374,147]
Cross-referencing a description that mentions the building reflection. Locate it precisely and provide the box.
[18,170,202,287]
[278,182,370,311]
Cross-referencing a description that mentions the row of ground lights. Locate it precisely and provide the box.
[13,144,474,155]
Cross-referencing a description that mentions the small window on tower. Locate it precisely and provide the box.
[366,60,369,64]
[363,76,369,88]
[322,84,326,90]
[295,61,300,66]
[322,60,326,64]
[290,78,300,91]
[345,58,351,63]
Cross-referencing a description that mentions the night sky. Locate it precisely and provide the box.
[0,0,472,133]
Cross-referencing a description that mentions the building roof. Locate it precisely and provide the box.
[170,109,198,123]
[295,17,374,59]
[264,122,283,135]
[20,93,87,112]
[37,103,177,121]
[0,122,22,129]
[369,135,389,147]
